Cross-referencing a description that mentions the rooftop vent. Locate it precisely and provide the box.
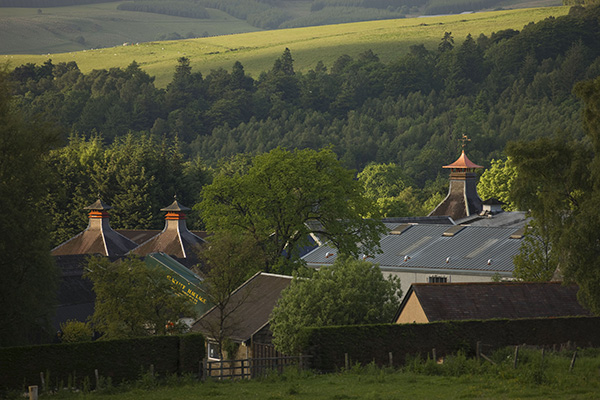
[390,224,412,235]
[442,225,466,237]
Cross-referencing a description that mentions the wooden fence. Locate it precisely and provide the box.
[202,354,311,380]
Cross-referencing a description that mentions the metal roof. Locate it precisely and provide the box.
[144,252,212,315]
[302,224,523,275]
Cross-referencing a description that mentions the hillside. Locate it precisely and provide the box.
[0,0,561,56]
[3,6,569,86]
[7,4,600,242]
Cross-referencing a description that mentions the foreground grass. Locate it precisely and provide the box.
[28,348,600,400]
[2,6,569,87]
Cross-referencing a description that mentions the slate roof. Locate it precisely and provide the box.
[302,224,523,276]
[396,282,592,322]
[130,200,205,260]
[191,272,292,343]
[51,220,138,257]
[129,224,205,259]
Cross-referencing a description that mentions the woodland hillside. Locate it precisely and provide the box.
[6,5,600,244]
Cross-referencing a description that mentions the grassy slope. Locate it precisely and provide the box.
[2,6,569,87]
[0,2,261,55]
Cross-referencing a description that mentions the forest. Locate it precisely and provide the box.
[6,5,600,246]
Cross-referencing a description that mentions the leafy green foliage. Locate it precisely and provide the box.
[270,256,402,355]
[0,70,59,347]
[508,74,600,313]
[59,319,93,343]
[84,256,195,339]
[6,7,600,251]
[513,220,557,281]
[477,157,517,211]
[199,147,386,273]
[45,133,211,246]
[507,134,591,284]
[358,163,428,216]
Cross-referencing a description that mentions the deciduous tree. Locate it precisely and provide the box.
[199,147,386,273]
[85,255,195,339]
[269,256,402,355]
[477,157,518,211]
[196,231,265,359]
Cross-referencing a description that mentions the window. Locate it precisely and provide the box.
[207,342,221,360]
[428,276,448,283]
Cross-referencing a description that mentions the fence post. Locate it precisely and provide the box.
[95,369,100,389]
[476,341,481,362]
[39,372,45,392]
[150,364,154,377]
[389,352,393,368]
[513,346,519,369]
[570,350,578,372]
[28,386,38,400]
[345,353,349,370]
[541,348,545,364]
[432,348,437,362]
[202,358,208,382]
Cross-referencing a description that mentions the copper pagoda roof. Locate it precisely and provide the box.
[443,150,484,169]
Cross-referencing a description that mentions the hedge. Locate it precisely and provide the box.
[302,317,600,372]
[0,333,204,391]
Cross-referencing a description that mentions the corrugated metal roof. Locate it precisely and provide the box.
[302,224,523,274]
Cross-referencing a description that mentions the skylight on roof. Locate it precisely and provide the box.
[397,236,432,256]
[464,238,499,259]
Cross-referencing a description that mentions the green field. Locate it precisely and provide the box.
[26,348,600,400]
[0,2,261,55]
[2,6,569,87]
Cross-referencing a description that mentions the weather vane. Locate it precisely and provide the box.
[460,134,471,149]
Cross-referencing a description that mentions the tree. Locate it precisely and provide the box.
[269,256,402,355]
[358,162,425,217]
[84,255,195,339]
[477,157,518,211]
[507,75,600,313]
[196,231,265,359]
[199,147,386,273]
[513,219,557,281]
[558,75,600,314]
[0,70,60,347]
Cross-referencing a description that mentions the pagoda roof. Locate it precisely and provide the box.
[84,199,112,211]
[160,199,191,212]
[443,150,483,169]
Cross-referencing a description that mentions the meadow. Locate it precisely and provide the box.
[2,6,569,87]
[17,347,600,400]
